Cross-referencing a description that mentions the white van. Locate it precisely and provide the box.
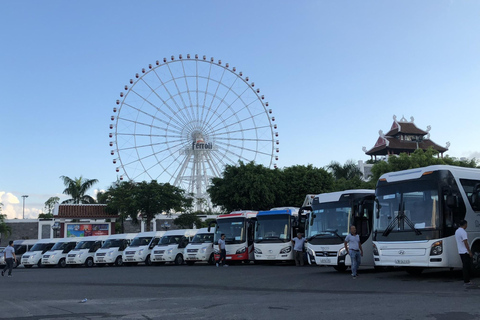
[0,239,37,268]
[21,238,61,268]
[122,231,165,266]
[184,228,215,265]
[151,229,197,265]
[94,233,137,266]
[42,237,80,268]
[66,236,108,267]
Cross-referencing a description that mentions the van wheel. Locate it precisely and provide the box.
[145,255,152,266]
[208,254,215,265]
[174,254,184,265]
[115,256,123,266]
[58,258,67,268]
[85,258,94,268]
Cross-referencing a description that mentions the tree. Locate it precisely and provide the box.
[0,203,12,243]
[174,212,203,229]
[60,175,99,204]
[44,196,60,214]
[208,161,281,212]
[370,148,479,183]
[327,160,363,181]
[105,180,193,232]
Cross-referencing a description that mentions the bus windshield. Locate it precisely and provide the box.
[130,237,153,247]
[375,179,440,235]
[308,201,351,243]
[214,218,246,244]
[255,214,290,243]
[191,233,213,244]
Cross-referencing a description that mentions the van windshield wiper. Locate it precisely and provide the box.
[382,211,422,237]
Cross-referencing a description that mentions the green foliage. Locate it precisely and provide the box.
[174,212,203,229]
[60,175,99,204]
[208,161,336,211]
[0,205,12,239]
[38,213,54,219]
[104,180,193,231]
[326,160,371,191]
[44,196,60,214]
[370,148,479,183]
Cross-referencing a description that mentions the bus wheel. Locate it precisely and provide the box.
[85,258,94,268]
[174,254,184,265]
[333,264,348,272]
[114,256,123,266]
[406,267,423,275]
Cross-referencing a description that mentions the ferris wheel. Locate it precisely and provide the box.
[110,54,279,210]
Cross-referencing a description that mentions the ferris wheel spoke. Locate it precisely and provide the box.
[151,69,192,126]
[216,140,272,159]
[209,96,261,132]
[204,152,222,177]
[201,67,227,127]
[180,60,196,121]
[121,102,184,132]
[117,116,182,135]
[210,122,271,138]
[172,152,192,187]
[166,62,193,124]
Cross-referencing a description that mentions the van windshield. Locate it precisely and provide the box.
[130,237,153,247]
[30,243,51,252]
[75,241,95,250]
[191,233,213,244]
[102,239,124,248]
[158,236,182,245]
[51,242,70,251]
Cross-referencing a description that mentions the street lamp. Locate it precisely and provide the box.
[21,195,29,219]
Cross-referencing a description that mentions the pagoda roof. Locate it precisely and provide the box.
[365,137,448,156]
[55,204,118,219]
[385,121,428,136]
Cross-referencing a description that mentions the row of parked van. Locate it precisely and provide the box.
[5,228,215,268]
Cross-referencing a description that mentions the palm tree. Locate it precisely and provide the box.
[326,160,363,181]
[60,176,99,204]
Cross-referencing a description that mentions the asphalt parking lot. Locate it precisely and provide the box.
[2,263,479,320]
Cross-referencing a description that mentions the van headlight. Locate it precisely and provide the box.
[200,247,207,253]
[138,249,144,255]
[167,248,173,254]
[430,241,443,256]
[108,251,114,256]
[279,246,292,254]
[236,247,246,254]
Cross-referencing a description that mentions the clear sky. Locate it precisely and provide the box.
[1,1,479,219]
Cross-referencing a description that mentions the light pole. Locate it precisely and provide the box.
[22,195,29,219]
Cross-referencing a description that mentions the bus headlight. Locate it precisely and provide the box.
[306,247,315,257]
[254,247,262,254]
[373,243,379,256]
[236,247,246,254]
[214,248,220,254]
[430,241,443,256]
[338,248,347,257]
[280,246,292,254]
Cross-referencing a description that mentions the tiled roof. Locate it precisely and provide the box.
[57,204,119,219]
[385,122,428,136]
[366,138,448,156]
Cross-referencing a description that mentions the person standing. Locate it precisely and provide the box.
[455,220,474,285]
[291,233,306,266]
[345,225,363,279]
[216,234,228,267]
[2,241,16,277]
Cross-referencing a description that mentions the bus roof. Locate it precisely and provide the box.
[257,209,296,217]
[217,211,258,219]
[379,165,480,183]
[314,189,374,204]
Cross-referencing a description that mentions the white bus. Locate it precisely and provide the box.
[373,165,480,275]
[210,211,257,263]
[305,190,375,272]
[254,208,299,263]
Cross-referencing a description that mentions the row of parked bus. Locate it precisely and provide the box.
[4,165,480,275]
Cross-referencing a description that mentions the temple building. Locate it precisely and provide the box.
[363,115,449,160]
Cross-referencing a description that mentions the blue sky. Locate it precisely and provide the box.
[1,1,479,219]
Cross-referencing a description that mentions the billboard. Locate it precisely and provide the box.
[66,224,110,237]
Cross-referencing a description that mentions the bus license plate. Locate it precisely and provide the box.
[395,259,410,264]
[320,258,331,263]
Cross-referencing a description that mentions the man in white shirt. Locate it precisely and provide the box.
[216,234,228,267]
[2,241,16,277]
[345,225,363,279]
[455,220,474,285]
[291,233,306,266]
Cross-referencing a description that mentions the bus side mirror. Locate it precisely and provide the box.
[471,184,480,211]
[446,194,457,208]
[309,213,316,226]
